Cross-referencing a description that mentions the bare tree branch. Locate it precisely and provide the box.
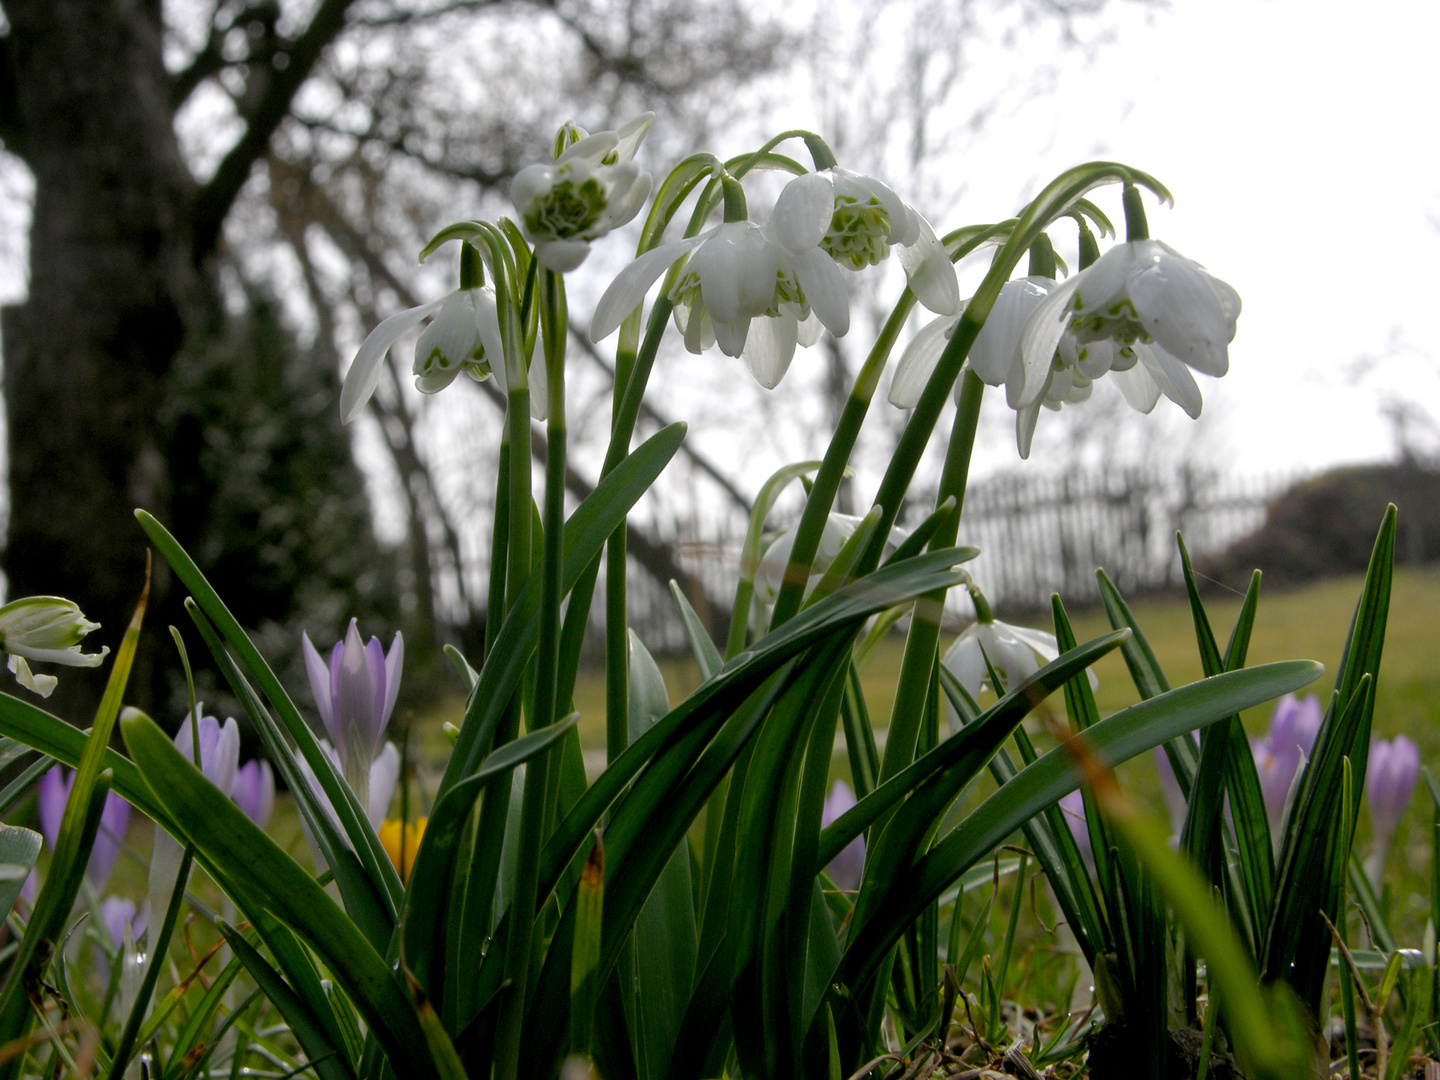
[192,0,358,259]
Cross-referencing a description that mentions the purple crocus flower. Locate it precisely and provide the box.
[1058,789,1093,869]
[1365,735,1421,889]
[95,896,148,976]
[302,620,402,812]
[37,765,131,891]
[149,712,239,952]
[821,780,865,893]
[232,759,275,829]
[1251,693,1322,832]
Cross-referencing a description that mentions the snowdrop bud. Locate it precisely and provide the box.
[0,595,109,697]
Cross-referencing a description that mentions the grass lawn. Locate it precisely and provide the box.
[554,564,1440,940]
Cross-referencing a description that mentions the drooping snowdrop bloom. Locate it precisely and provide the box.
[796,168,959,316]
[820,780,865,892]
[511,113,655,272]
[340,285,506,424]
[591,173,849,388]
[754,511,901,607]
[942,617,1065,701]
[37,766,131,891]
[302,620,403,815]
[1018,239,1239,416]
[1365,735,1420,889]
[231,758,275,830]
[0,595,108,698]
[1250,692,1322,834]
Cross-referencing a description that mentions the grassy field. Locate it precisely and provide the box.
[550,565,1440,939]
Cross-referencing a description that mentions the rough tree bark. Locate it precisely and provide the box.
[0,0,357,716]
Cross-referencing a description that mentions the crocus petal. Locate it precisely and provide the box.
[790,247,850,338]
[822,779,865,891]
[743,314,799,389]
[302,632,337,741]
[771,172,835,253]
[368,742,400,829]
[334,621,379,787]
[233,760,275,829]
[889,314,956,408]
[897,215,960,316]
[90,788,131,889]
[381,633,404,734]
[341,300,445,423]
[365,636,389,752]
[591,236,704,341]
[37,766,68,850]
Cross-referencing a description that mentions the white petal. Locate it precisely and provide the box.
[790,246,849,337]
[835,171,915,246]
[415,366,461,395]
[889,314,956,408]
[974,277,1049,390]
[1015,399,1042,460]
[1069,243,1135,317]
[341,300,446,423]
[795,310,824,347]
[1111,362,1162,414]
[770,172,835,252]
[382,634,404,730]
[212,718,240,797]
[1007,624,1060,662]
[413,292,478,378]
[612,113,654,162]
[528,341,549,421]
[591,236,704,341]
[1137,343,1204,418]
[1128,246,1231,376]
[743,315,798,388]
[712,312,751,358]
[898,215,960,316]
[1015,274,1081,409]
[560,130,618,166]
[941,629,988,698]
[7,654,55,697]
[599,169,652,233]
[535,239,592,273]
[510,163,555,217]
[474,288,504,372]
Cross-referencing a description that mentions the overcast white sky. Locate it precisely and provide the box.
[944,0,1440,474]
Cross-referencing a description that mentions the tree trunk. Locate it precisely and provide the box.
[0,0,203,715]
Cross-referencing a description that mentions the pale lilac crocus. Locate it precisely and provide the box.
[302,620,403,816]
[1058,790,1093,870]
[37,765,131,891]
[821,780,865,893]
[231,759,275,830]
[1153,741,1194,839]
[1365,735,1421,890]
[149,712,239,954]
[1250,693,1322,834]
[95,896,147,976]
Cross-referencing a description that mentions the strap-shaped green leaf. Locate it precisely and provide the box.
[137,510,403,921]
[838,659,1322,991]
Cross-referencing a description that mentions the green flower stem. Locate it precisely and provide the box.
[877,371,984,785]
[766,221,1013,633]
[1123,183,1150,242]
[484,431,511,660]
[497,268,569,1080]
[766,293,917,629]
